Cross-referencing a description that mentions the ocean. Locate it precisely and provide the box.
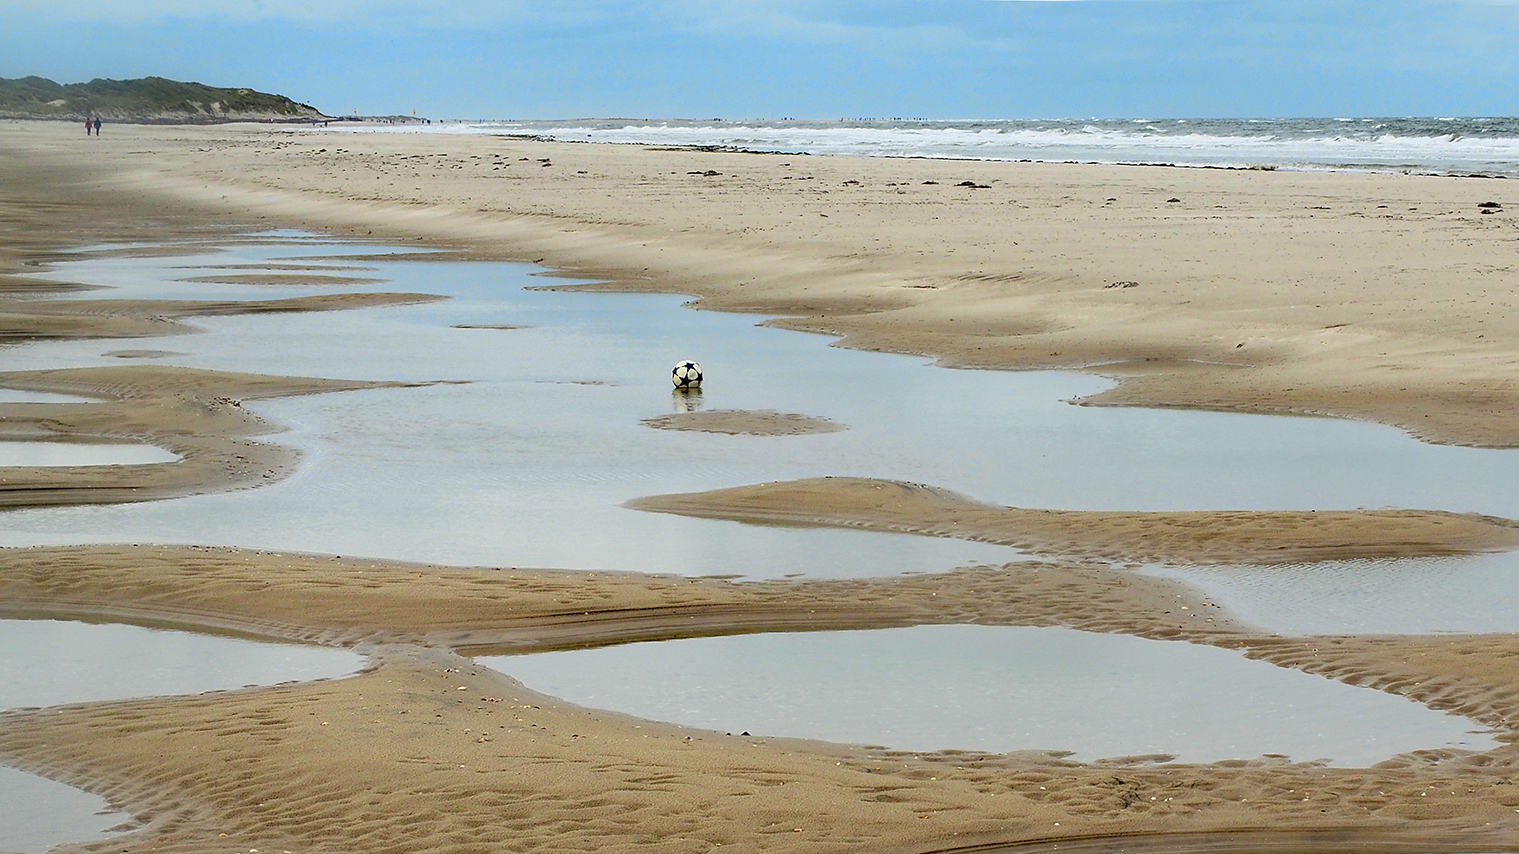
[332,116,1519,177]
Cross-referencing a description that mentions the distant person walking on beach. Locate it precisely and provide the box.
[93,117,102,135]
[84,117,92,136]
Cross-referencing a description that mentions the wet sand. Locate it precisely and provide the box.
[3,120,1519,853]
[629,477,1519,565]
[642,409,848,436]
[3,546,1519,854]
[0,366,427,507]
[0,292,443,343]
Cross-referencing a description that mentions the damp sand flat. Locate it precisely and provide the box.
[0,619,363,853]
[485,624,1496,766]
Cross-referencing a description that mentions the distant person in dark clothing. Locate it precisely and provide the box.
[93,117,102,135]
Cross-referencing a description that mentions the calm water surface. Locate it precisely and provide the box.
[1144,555,1519,636]
[0,619,363,852]
[483,625,1496,765]
[0,619,363,709]
[0,766,129,854]
[6,236,1519,595]
[0,390,93,404]
[0,441,177,467]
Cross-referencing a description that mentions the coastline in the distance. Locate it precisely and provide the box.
[331,115,1519,176]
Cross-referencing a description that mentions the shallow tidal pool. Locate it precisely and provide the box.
[483,624,1496,766]
[4,234,1519,614]
[0,619,363,853]
[1144,553,1519,636]
[0,766,131,854]
[0,441,177,467]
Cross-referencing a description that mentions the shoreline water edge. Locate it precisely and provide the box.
[2,119,1519,854]
[337,116,1519,177]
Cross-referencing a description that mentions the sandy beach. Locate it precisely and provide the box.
[4,118,1519,854]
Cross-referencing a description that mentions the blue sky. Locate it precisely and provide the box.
[3,1,1517,119]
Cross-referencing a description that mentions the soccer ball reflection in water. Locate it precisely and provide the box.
[672,360,703,389]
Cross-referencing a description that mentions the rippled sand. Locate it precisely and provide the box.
[3,120,1519,854]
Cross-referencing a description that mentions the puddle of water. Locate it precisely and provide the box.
[0,619,363,710]
[0,766,131,854]
[2,244,1025,577]
[5,238,1519,596]
[30,233,429,303]
[0,619,362,853]
[18,239,1519,514]
[0,390,94,404]
[483,624,1495,766]
[0,442,178,468]
[1143,555,1519,635]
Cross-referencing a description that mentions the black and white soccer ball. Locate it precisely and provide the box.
[672,360,703,389]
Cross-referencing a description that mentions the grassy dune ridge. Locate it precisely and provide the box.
[0,75,327,123]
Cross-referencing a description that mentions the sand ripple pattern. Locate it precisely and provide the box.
[3,536,1519,852]
[628,477,1519,566]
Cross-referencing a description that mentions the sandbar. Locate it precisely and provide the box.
[177,273,388,287]
[0,365,422,506]
[629,476,1519,565]
[642,409,847,436]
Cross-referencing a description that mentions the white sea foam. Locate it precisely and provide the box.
[322,116,1519,175]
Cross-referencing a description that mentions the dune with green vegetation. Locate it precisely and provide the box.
[0,75,328,123]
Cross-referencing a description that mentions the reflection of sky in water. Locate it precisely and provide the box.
[0,766,129,854]
[0,441,177,467]
[4,237,1519,592]
[485,625,1496,765]
[0,390,93,404]
[0,618,362,853]
[1144,554,1519,635]
[0,619,362,709]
